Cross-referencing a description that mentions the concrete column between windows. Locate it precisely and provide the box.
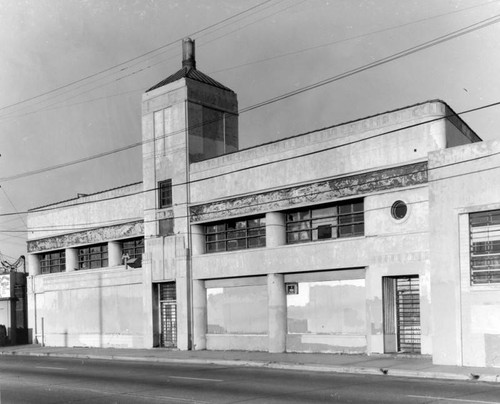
[108,241,122,267]
[268,273,286,353]
[27,254,41,276]
[192,279,207,350]
[65,248,78,272]
[266,212,286,247]
[191,224,205,256]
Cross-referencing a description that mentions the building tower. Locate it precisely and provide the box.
[141,38,238,349]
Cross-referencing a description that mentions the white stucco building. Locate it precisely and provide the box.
[26,39,500,368]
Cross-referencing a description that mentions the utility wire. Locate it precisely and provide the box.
[0,0,297,123]
[2,10,499,184]
[0,0,489,124]
[0,0,275,114]
[2,147,500,238]
[211,0,500,75]
[8,145,500,237]
[1,117,500,225]
[0,186,27,228]
[241,13,500,112]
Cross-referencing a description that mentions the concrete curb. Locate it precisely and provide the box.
[2,350,499,383]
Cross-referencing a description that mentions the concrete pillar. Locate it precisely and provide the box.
[191,224,205,256]
[192,279,207,350]
[26,276,37,344]
[266,212,286,248]
[142,251,154,348]
[65,248,78,272]
[108,241,122,267]
[267,273,286,353]
[27,254,41,276]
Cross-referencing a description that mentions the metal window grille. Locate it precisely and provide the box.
[158,179,172,208]
[470,210,500,284]
[286,199,364,244]
[395,276,421,353]
[78,244,108,270]
[159,282,177,348]
[205,216,266,253]
[40,250,66,274]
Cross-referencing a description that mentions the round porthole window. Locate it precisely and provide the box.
[391,200,408,220]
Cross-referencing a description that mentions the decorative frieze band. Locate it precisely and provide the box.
[190,162,427,223]
[28,221,144,253]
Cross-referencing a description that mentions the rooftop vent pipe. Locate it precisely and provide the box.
[182,38,196,69]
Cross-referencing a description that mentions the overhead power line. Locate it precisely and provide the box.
[0,0,275,114]
[241,13,500,112]
[211,0,500,75]
[0,0,492,124]
[7,144,500,236]
[0,98,499,221]
[0,0,297,123]
[1,13,493,179]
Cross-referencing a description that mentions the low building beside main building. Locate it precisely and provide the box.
[26,39,500,368]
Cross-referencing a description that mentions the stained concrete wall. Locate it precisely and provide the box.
[29,267,143,347]
[429,140,500,367]
[191,186,431,354]
[189,101,466,205]
[26,184,147,348]
[28,183,144,241]
[187,100,480,355]
[141,75,239,350]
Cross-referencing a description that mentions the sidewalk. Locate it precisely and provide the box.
[1,344,499,383]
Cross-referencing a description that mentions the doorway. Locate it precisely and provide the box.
[383,276,421,354]
[158,282,177,348]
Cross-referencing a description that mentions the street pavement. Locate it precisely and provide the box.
[2,355,500,404]
[0,344,499,384]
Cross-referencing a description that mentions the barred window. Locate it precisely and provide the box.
[78,244,108,270]
[286,199,364,244]
[159,179,172,208]
[470,210,500,284]
[205,216,266,253]
[122,237,144,260]
[40,250,65,274]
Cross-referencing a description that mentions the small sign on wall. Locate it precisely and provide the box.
[0,275,10,298]
[285,282,299,295]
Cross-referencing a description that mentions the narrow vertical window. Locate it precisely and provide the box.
[159,179,172,209]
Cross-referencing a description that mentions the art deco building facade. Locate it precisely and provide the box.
[26,39,500,368]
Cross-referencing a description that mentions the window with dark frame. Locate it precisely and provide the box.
[158,179,172,209]
[470,210,500,284]
[205,216,266,253]
[40,250,66,274]
[286,199,364,244]
[78,243,108,270]
[122,238,144,260]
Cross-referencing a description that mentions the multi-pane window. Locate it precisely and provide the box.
[122,238,144,260]
[158,179,172,208]
[205,216,266,253]
[470,210,500,284]
[286,199,364,244]
[40,250,65,274]
[78,244,108,270]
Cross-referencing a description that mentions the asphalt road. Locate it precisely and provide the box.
[0,356,500,403]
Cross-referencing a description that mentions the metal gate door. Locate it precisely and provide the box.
[159,282,177,348]
[395,276,420,353]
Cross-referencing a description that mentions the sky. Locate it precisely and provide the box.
[1,0,500,261]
